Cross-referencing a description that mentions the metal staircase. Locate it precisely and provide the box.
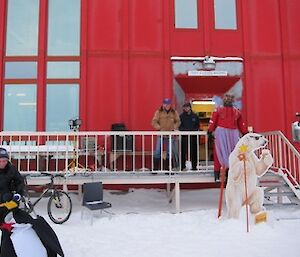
[260,131,300,208]
[259,170,300,208]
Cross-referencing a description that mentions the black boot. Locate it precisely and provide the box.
[214,171,220,182]
[153,158,160,173]
[164,159,173,174]
[163,159,170,171]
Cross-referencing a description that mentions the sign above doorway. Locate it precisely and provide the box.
[188,70,228,77]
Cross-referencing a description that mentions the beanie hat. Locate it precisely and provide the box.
[183,102,191,108]
[0,148,9,159]
[163,98,171,105]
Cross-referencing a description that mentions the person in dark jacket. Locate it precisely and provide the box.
[179,102,200,170]
[0,148,24,203]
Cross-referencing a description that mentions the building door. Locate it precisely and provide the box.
[172,56,244,161]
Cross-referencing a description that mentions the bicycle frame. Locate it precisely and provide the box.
[24,185,53,212]
[22,174,57,214]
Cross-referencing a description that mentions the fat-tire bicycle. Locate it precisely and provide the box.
[22,172,72,224]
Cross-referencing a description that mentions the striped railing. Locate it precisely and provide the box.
[0,131,210,174]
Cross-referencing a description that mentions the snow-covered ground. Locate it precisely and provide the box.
[4,188,300,257]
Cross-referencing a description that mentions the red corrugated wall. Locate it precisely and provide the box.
[241,0,300,149]
[0,0,300,146]
[84,0,171,131]
[82,0,300,139]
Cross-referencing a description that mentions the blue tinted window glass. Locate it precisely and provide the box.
[5,62,37,79]
[48,0,81,56]
[6,0,39,56]
[47,62,80,79]
[214,0,237,29]
[175,0,198,29]
[46,84,79,131]
[4,85,36,131]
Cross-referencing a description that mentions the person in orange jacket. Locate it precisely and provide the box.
[151,98,180,170]
[208,94,248,182]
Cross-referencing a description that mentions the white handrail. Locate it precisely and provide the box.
[0,131,211,174]
[261,131,300,185]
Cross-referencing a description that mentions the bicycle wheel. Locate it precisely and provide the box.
[47,191,72,224]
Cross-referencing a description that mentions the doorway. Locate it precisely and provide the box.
[171,56,244,162]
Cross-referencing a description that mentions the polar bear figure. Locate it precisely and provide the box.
[225,133,274,219]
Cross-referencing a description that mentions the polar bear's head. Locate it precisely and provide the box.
[236,133,268,152]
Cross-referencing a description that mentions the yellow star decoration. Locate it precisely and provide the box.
[239,144,248,153]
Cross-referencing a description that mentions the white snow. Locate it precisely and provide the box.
[3,188,300,257]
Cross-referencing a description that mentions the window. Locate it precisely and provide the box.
[47,62,80,79]
[214,0,237,30]
[3,85,37,131]
[45,0,81,131]
[175,0,198,29]
[5,62,37,79]
[46,84,79,131]
[47,0,81,56]
[5,0,39,56]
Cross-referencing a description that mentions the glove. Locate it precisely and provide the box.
[207,131,214,141]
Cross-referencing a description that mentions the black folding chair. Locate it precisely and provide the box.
[81,182,112,224]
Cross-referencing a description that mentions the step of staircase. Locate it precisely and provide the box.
[264,191,295,197]
[263,202,300,208]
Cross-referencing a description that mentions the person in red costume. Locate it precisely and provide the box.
[208,94,248,182]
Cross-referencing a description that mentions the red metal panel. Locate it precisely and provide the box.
[85,0,132,130]
[288,62,300,110]
[244,59,285,132]
[284,0,300,56]
[121,0,130,128]
[36,0,47,131]
[208,0,243,56]
[129,0,164,51]
[80,0,88,130]
[86,56,124,130]
[287,59,300,134]
[244,0,282,55]
[87,0,123,51]
[170,0,204,56]
[0,0,299,141]
[129,57,166,130]
[278,0,300,144]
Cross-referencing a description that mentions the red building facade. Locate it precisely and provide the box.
[0,0,300,144]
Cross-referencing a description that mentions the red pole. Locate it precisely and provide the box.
[217,166,226,218]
